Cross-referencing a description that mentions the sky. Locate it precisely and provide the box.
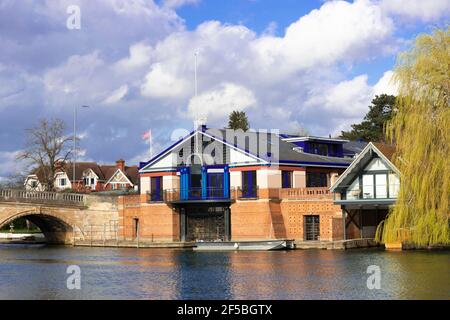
[0,0,449,180]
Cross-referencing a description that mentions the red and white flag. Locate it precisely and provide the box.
[141,130,151,141]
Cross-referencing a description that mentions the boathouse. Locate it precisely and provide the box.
[330,142,400,239]
[119,126,356,243]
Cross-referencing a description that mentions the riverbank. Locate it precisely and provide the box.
[71,238,380,250]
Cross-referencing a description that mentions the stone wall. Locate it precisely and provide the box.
[0,194,119,244]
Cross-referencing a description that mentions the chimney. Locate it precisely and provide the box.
[116,159,125,171]
[55,160,65,170]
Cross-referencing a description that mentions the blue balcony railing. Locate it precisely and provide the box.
[147,187,230,203]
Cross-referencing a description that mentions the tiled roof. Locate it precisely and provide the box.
[372,142,396,162]
[30,162,139,185]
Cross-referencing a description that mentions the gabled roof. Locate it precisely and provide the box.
[330,142,399,193]
[343,141,368,156]
[105,168,136,186]
[140,128,353,173]
[28,162,139,185]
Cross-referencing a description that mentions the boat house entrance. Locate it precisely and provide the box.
[178,204,231,242]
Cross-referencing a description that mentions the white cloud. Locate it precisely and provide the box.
[135,0,396,128]
[1,0,438,176]
[141,63,191,99]
[103,85,129,104]
[373,70,398,96]
[253,0,394,76]
[188,83,256,122]
[304,75,373,122]
[114,42,153,72]
[380,0,450,22]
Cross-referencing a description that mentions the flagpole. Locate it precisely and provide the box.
[149,131,152,159]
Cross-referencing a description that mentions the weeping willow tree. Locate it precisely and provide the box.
[376,28,450,246]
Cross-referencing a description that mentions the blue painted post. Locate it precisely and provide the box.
[181,168,189,201]
[224,166,230,199]
[201,167,207,200]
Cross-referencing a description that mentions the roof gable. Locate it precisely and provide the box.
[139,130,266,172]
[105,169,134,186]
[330,142,399,193]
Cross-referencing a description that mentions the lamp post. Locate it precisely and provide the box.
[73,105,89,189]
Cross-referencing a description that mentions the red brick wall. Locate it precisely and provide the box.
[231,197,343,241]
[118,196,179,242]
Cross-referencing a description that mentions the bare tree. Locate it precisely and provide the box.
[18,118,72,191]
[0,171,27,189]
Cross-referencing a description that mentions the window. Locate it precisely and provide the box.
[282,171,293,189]
[306,172,327,187]
[362,174,374,199]
[31,181,37,188]
[375,174,387,198]
[60,178,66,186]
[151,177,163,201]
[91,178,95,185]
[346,178,360,200]
[241,171,257,198]
[309,143,328,156]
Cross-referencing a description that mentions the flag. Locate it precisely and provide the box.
[141,130,151,141]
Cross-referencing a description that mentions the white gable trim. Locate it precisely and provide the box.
[330,142,399,193]
[139,130,267,173]
[105,169,134,186]
[201,131,267,164]
[139,130,197,172]
[82,168,99,179]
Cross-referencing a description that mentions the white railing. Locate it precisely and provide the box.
[0,189,86,206]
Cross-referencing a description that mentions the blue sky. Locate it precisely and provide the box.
[0,0,449,180]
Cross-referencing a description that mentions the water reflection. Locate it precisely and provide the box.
[0,245,448,300]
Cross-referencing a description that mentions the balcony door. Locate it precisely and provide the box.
[190,164,203,199]
[208,173,224,199]
[151,176,163,202]
[242,170,257,198]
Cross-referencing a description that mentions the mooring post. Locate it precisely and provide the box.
[103,223,106,246]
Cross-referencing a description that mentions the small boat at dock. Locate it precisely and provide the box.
[193,239,295,251]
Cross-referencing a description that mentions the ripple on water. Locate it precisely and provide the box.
[0,245,448,300]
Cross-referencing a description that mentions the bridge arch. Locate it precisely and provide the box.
[0,210,77,244]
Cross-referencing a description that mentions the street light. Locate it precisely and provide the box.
[73,105,89,189]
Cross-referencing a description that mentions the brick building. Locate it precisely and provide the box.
[118,126,359,242]
[25,160,139,193]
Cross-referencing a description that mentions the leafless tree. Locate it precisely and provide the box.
[0,171,27,189]
[17,118,73,191]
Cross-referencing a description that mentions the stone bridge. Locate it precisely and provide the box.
[0,189,119,244]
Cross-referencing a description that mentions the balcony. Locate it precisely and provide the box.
[146,186,337,203]
[279,187,333,200]
[148,187,232,203]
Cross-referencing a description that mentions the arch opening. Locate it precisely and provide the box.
[0,212,73,245]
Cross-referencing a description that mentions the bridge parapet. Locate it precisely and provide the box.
[0,189,86,207]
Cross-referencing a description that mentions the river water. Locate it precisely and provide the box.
[0,245,448,300]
